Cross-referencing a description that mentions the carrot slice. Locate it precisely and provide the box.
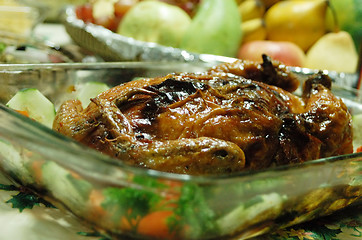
[16,110,30,117]
[356,146,362,153]
[88,189,107,220]
[137,210,174,239]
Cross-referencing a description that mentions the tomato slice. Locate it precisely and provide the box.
[75,3,95,23]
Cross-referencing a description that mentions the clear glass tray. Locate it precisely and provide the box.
[0,62,361,240]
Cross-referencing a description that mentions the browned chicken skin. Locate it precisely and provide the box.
[53,56,353,175]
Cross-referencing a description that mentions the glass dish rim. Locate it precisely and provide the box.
[0,62,359,93]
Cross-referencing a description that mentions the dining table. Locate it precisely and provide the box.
[0,169,361,240]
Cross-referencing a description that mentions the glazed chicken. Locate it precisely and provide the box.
[53,55,353,175]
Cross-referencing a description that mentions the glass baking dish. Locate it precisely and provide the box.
[0,62,361,240]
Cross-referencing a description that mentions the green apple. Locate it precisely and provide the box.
[117,0,191,48]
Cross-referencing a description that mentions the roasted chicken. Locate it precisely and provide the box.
[53,55,353,175]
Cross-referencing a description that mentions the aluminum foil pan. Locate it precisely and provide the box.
[60,6,237,64]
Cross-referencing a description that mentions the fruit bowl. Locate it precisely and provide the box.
[0,62,361,239]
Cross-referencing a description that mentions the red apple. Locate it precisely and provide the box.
[237,40,306,67]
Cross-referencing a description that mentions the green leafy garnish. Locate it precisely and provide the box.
[101,178,218,238]
[0,42,6,54]
[169,183,218,239]
[101,176,164,232]
[77,231,112,240]
[0,184,55,212]
[0,183,19,191]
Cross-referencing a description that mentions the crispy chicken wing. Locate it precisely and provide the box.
[53,56,353,175]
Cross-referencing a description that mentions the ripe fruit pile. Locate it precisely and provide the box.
[75,0,200,32]
[75,0,361,73]
[237,0,360,73]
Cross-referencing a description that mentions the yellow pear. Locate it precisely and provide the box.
[265,0,328,51]
[305,31,358,73]
[241,18,267,43]
[238,0,265,22]
[260,0,280,8]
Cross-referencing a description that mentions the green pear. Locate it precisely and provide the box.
[305,31,358,73]
[180,0,242,57]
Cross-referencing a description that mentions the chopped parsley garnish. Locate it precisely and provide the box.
[0,184,55,212]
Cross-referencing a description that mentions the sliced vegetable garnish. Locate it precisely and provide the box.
[6,88,55,128]
[352,113,362,151]
[76,81,110,108]
[41,161,92,210]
